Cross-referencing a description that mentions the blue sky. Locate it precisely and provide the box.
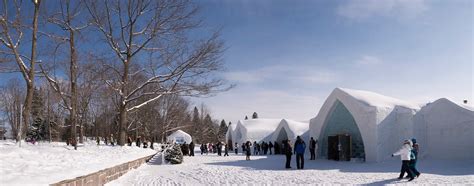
[1,0,472,124]
[191,0,473,123]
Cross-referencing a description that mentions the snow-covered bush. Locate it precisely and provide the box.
[164,144,183,164]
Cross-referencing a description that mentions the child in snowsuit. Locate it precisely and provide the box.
[392,140,415,181]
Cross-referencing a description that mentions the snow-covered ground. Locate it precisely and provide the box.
[109,150,474,185]
[0,140,157,185]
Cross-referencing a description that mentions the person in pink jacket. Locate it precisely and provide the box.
[392,139,415,181]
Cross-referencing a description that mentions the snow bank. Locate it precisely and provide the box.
[0,140,156,185]
[167,130,192,144]
[234,119,281,144]
[414,98,474,160]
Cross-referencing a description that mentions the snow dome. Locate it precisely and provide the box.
[310,88,419,162]
[413,98,474,160]
[225,122,237,149]
[270,119,309,144]
[233,119,281,144]
[167,130,193,144]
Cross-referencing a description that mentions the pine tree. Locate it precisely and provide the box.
[27,88,47,140]
[192,107,201,143]
[245,115,248,120]
[217,119,228,141]
[252,112,258,119]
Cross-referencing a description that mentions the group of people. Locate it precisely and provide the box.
[239,136,316,170]
[94,135,155,149]
[199,141,230,156]
[392,138,421,181]
[179,141,195,156]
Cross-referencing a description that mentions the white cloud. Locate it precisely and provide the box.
[223,65,339,84]
[337,0,428,20]
[355,55,382,65]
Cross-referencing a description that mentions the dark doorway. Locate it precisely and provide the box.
[328,135,339,160]
[327,134,351,161]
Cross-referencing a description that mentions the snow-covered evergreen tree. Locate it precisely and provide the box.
[217,119,228,141]
[252,112,258,119]
[27,88,47,140]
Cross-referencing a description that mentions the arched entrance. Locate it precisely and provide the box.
[276,128,289,144]
[318,100,365,161]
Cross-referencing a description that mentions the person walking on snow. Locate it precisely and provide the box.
[294,136,306,169]
[392,139,415,181]
[235,142,239,155]
[406,138,420,178]
[189,141,195,156]
[245,141,252,160]
[224,143,229,156]
[268,142,274,155]
[309,137,317,160]
[253,141,258,155]
[284,140,293,168]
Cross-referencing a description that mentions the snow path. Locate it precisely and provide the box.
[109,152,474,185]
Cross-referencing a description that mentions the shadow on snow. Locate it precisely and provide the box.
[204,155,474,176]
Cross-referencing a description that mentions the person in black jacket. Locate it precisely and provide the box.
[284,140,293,169]
[189,141,195,156]
[268,142,274,155]
[224,143,229,156]
[234,142,239,155]
[136,136,141,147]
[245,141,252,160]
[217,142,222,156]
[309,137,317,160]
[127,136,133,146]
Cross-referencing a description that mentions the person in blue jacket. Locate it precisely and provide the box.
[294,136,306,169]
[407,138,421,178]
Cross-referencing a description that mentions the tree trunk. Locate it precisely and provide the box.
[118,56,130,146]
[69,28,78,150]
[22,0,41,140]
[119,104,127,146]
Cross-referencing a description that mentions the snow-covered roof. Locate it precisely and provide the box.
[280,119,308,137]
[225,123,237,142]
[167,130,192,144]
[271,119,308,142]
[235,118,281,143]
[414,98,474,160]
[337,88,420,110]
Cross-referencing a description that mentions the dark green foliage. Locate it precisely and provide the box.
[27,88,47,140]
[164,144,184,164]
[252,112,258,119]
[217,119,228,141]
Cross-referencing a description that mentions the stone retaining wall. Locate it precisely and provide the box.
[50,153,156,186]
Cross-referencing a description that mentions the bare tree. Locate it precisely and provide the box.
[0,0,42,141]
[38,0,89,149]
[0,79,24,140]
[85,0,231,145]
